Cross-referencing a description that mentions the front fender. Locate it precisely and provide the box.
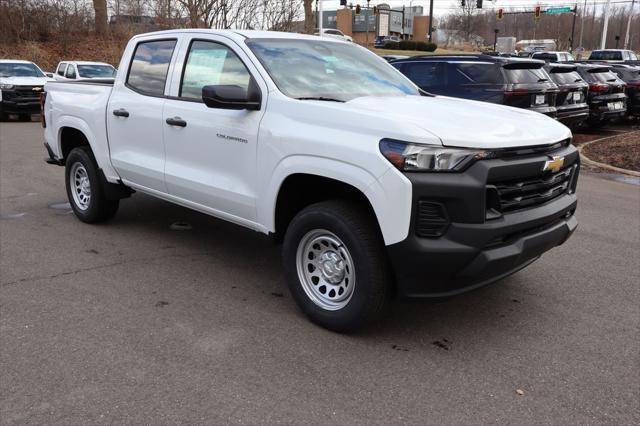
[259,155,412,246]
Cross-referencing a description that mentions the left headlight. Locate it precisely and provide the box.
[379,139,491,172]
[0,84,14,90]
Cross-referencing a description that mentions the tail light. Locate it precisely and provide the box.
[589,83,609,92]
[40,91,47,128]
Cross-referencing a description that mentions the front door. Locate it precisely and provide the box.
[162,36,266,222]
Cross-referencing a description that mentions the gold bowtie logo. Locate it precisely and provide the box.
[32,87,43,91]
[543,156,565,173]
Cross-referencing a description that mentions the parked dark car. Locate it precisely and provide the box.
[374,35,400,48]
[381,54,409,62]
[391,55,559,117]
[607,64,640,117]
[544,63,589,127]
[574,63,628,125]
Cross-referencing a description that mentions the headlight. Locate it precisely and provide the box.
[380,139,491,172]
[0,84,14,90]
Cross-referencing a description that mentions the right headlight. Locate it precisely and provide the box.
[380,139,492,172]
[0,84,14,90]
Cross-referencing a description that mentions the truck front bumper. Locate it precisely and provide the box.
[387,141,579,299]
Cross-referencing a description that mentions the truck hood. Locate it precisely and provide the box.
[0,76,52,86]
[346,95,572,149]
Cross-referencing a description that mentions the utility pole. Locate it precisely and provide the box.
[366,0,370,47]
[570,6,577,52]
[402,5,405,40]
[600,0,611,49]
[624,0,636,49]
[578,0,587,48]
[318,0,322,36]
[493,28,499,51]
[428,0,434,42]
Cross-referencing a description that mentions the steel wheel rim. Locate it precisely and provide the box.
[70,162,91,211]
[296,229,355,311]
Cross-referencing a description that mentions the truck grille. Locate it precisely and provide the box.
[490,166,575,212]
[2,85,43,102]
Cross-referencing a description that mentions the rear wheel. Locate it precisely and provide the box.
[283,200,390,333]
[65,146,119,223]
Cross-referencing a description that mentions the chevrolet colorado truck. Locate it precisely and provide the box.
[43,30,579,332]
[1,59,52,120]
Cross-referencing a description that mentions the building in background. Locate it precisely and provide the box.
[320,5,429,45]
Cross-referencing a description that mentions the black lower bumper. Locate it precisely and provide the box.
[0,100,40,115]
[387,143,579,299]
[556,106,589,127]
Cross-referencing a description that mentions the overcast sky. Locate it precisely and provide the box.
[318,0,638,17]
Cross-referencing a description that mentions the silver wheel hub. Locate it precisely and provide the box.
[69,163,91,211]
[296,230,355,311]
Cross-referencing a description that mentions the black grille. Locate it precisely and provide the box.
[416,201,449,237]
[2,85,43,102]
[490,166,574,212]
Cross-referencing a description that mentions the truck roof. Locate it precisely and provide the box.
[130,29,345,43]
[58,61,114,66]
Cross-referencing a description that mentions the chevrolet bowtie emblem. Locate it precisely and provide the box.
[32,87,43,91]
[543,156,564,173]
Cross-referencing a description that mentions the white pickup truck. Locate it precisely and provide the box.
[43,30,579,332]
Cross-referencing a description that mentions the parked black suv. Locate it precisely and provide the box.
[391,55,559,117]
[607,64,640,117]
[544,63,589,127]
[574,63,627,125]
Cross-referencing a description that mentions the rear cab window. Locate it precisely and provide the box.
[126,39,177,96]
[589,51,622,61]
[56,63,67,76]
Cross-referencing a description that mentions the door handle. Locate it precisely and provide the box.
[112,108,129,118]
[166,117,187,127]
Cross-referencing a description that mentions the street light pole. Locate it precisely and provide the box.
[578,0,587,48]
[600,0,611,49]
[494,28,499,51]
[428,0,434,42]
[624,0,636,49]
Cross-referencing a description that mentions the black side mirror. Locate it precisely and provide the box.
[202,77,261,111]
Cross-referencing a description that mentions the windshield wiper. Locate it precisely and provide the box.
[295,96,345,103]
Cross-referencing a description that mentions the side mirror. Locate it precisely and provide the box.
[202,78,261,111]
[45,72,54,78]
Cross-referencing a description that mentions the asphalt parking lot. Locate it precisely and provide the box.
[1,122,639,424]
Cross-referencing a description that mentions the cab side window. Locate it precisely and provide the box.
[65,65,76,79]
[127,39,177,96]
[57,63,67,76]
[179,40,251,100]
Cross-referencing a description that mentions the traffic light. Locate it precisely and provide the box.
[476,0,483,8]
[355,4,361,14]
[340,0,347,5]
[497,8,503,20]
[373,6,378,15]
[534,6,541,19]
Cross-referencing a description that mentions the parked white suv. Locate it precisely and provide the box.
[54,61,116,81]
[315,28,353,42]
[0,59,52,120]
[42,30,579,331]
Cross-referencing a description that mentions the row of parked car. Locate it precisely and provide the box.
[387,49,639,128]
[0,60,115,120]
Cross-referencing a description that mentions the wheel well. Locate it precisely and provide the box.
[274,174,377,242]
[60,127,90,160]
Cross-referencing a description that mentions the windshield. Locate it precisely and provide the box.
[503,66,549,83]
[0,63,45,78]
[549,70,583,85]
[589,51,622,60]
[245,38,419,101]
[77,64,116,78]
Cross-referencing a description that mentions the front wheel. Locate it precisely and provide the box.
[65,146,119,223]
[283,200,390,333]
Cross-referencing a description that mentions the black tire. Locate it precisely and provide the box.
[65,146,119,223]
[283,200,391,333]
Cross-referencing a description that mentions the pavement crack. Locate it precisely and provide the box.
[0,252,218,288]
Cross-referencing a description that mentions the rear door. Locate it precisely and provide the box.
[107,36,179,191]
[161,34,267,222]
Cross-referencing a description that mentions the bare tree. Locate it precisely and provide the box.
[303,0,313,34]
[93,0,109,34]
